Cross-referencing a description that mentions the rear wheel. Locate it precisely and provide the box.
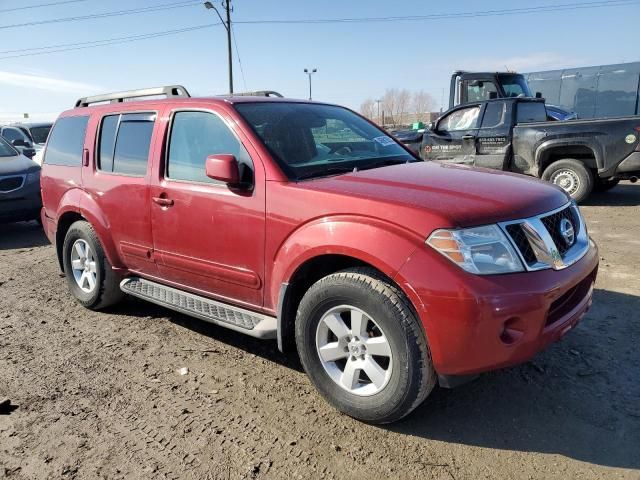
[295,267,436,424]
[542,159,594,203]
[594,177,620,192]
[62,220,123,310]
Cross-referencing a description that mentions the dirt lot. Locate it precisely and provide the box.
[1,184,639,480]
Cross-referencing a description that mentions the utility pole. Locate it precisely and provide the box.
[304,68,317,100]
[204,1,233,94]
[375,99,382,123]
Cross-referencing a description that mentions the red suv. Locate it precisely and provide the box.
[40,86,598,423]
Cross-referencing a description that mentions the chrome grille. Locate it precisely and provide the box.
[500,203,590,272]
[540,207,580,256]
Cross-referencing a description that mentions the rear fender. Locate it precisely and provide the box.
[535,139,602,175]
[269,215,423,310]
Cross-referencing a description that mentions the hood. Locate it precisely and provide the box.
[0,153,40,175]
[302,162,569,228]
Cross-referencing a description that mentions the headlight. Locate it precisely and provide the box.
[26,170,40,183]
[427,225,524,275]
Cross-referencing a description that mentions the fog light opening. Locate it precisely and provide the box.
[500,317,525,345]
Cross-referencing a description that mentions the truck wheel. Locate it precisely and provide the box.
[542,159,594,202]
[295,267,437,424]
[594,177,620,192]
[62,220,123,310]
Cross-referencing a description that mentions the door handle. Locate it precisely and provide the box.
[462,134,476,140]
[152,196,174,207]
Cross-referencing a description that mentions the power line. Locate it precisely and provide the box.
[0,24,216,60]
[0,0,201,30]
[231,25,248,91]
[0,0,90,13]
[233,0,640,24]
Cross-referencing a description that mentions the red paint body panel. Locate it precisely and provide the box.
[41,96,599,377]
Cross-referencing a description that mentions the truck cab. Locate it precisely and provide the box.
[449,71,535,109]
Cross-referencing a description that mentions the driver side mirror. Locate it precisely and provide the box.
[205,154,240,185]
[12,139,29,148]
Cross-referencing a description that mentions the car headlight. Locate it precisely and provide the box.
[26,170,40,183]
[427,225,524,275]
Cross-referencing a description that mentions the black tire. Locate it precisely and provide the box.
[295,267,437,424]
[594,177,620,192]
[542,158,594,203]
[62,220,123,310]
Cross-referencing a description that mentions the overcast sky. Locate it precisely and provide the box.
[0,0,637,122]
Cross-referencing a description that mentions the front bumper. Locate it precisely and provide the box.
[396,239,599,376]
[0,179,42,223]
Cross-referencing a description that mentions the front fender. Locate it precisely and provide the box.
[268,215,424,310]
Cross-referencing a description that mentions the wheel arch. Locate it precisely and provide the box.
[536,141,600,176]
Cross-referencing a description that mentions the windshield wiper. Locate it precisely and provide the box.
[358,157,416,171]
[295,166,356,181]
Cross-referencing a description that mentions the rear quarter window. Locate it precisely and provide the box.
[44,116,89,166]
[516,102,547,124]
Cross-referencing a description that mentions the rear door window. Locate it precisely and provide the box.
[98,113,155,176]
[44,116,89,166]
[480,102,505,128]
[1,127,28,143]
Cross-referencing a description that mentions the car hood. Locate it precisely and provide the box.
[302,162,569,228]
[0,154,39,175]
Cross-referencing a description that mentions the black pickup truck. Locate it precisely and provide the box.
[420,97,640,201]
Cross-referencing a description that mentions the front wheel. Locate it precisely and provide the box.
[62,220,123,310]
[295,268,436,424]
[542,159,594,203]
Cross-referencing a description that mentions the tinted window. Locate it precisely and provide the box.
[1,127,28,143]
[30,125,52,144]
[498,74,532,97]
[167,111,251,184]
[44,116,89,166]
[481,102,505,128]
[440,106,480,132]
[235,102,413,180]
[0,136,18,157]
[98,115,119,172]
[112,114,154,176]
[516,102,547,123]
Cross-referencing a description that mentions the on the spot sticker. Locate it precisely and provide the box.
[374,136,396,147]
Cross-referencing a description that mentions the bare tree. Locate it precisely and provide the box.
[412,90,436,121]
[396,89,411,126]
[382,88,398,126]
[359,98,375,120]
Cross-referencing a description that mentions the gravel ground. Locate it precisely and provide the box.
[1,183,639,480]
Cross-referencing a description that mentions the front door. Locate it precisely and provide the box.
[422,104,480,165]
[150,108,265,308]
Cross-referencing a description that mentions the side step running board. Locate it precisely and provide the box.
[120,277,276,340]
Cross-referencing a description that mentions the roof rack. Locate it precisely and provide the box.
[75,85,190,107]
[229,90,284,98]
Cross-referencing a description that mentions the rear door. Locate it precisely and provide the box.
[82,111,158,275]
[422,104,480,164]
[474,100,512,170]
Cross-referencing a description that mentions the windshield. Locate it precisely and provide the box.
[0,136,18,157]
[498,74,533,98]
[234,102,415,180]
[30,125,52,144]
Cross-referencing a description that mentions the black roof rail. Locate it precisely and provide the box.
[75,85,190,107]
[228,90,284,98]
